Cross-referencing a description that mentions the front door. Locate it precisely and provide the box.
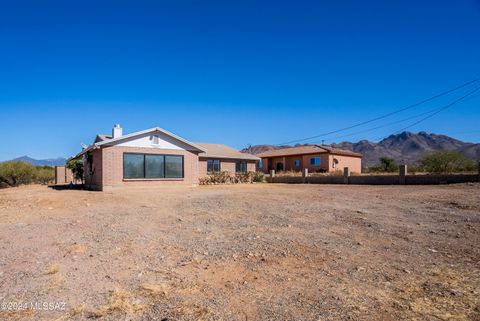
[276,162,284,172]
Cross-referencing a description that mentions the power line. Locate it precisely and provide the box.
[276,77,480,145]
[373,84,480,141]
[394,84,480,133]
[323,92,480,143]
[323,109,449,142]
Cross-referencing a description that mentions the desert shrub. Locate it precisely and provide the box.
[378,157,398,172]
[35,166,55,184]
[253,171,265,182]
[365,157,399,173]
[66,159,84,183]
[0,162,56,188]
[236,171,255,183]
[407,164,422,174]
[0,161,37,186]
[419,150,476,174]
[199,171,257,185]
[199,171,233,185]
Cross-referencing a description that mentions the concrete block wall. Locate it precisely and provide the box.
[266,166,480,185]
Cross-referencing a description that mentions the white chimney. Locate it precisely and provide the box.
[112,124,123,138]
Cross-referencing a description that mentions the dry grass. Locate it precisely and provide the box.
[66,243,87,254]
[45,265,59,275]
[139,283,169,297]
[1,309,35,321]
[397,268,480,321]
[175,302,212,321]
[84,288,145,318]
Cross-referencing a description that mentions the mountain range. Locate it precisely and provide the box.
[242,131,480,167]
[5,132,480,168]
[10,156,67,167]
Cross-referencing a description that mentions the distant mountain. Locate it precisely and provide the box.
[10,156,67,167]
[241,131,480,167]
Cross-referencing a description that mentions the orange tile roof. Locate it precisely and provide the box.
[257,145,362,158]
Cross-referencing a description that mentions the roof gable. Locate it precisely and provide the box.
[96,127,206,152]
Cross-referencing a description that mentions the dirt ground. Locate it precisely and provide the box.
[0,183,479,321]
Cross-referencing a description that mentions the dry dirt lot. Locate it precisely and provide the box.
[0,183,479,321]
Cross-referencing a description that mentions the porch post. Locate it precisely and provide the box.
[343,167,350,184]
[399,165,407,185]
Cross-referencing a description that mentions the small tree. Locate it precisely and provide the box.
[35,166,55,185]
[66,159,84,183]
[0,161,36,187]
[419,150,475,174]
[379,157,398,172]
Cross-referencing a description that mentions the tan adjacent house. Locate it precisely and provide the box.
[71,125,259,190]
[257,145,362,174]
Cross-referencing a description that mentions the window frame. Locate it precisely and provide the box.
[235,160,247,173]
[207,159,221,173]
[123,152,184,180]
[310,157,321,166]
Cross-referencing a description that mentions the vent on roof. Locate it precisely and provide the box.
[112,124,123,138]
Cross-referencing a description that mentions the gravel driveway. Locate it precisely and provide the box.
[0,183,478,321]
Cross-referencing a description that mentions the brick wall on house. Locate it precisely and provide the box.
[98,146,200,190]
[199,158,257,178]
[84,149,103,189]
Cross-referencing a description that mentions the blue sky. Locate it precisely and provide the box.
[0,0,479,160]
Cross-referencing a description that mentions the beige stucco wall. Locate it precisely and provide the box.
[260,153,362,174]
[329,154,362,174]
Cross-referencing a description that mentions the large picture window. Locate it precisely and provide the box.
[207,159,221,173]
[236,161,247,173]
[123,153,184,179]
[165,155,183,178]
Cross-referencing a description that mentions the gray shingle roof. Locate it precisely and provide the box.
[195,142,260,161]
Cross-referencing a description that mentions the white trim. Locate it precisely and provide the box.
[96,127,206,152]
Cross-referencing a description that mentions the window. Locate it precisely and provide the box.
[276,162,284,171]
[87,153,94,173]
[332,158,339,168]
[310,157,321,166]
[258,160,263,169]
[207,159,221,173]
[124,154,145,178]
[123,153,184,179]
[165,155,183,178]
[236,161,247,173]
[152,135,159,145]
[145,154,164,178]
[294,159,300,167]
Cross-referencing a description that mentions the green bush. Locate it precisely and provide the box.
[66,159,84,182]
[35,167,55,185]
[0,161,55,187]
[253,171,265,182]
[419,150,476,174]
[365,157,399,173]
[0,161,36,186]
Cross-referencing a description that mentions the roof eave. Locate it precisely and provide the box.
[199,154,260,161]
[96,127,206,152]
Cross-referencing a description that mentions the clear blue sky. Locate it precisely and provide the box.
[0,0,479,160]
